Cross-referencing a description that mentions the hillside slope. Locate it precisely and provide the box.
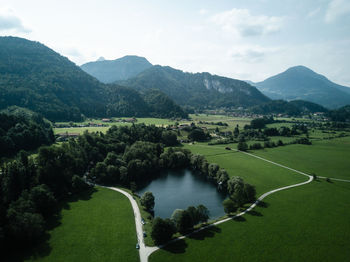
[0,37,186,121]
[119,65,270,109]
[254,66,350,109]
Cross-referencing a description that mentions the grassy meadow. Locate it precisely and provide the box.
[25,187,138,262]
[150,179,350,262]
[183,143,307,195]
[148,135,350,262]
[252,136,350,180]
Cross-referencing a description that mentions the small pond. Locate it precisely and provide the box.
[136,169,226,220]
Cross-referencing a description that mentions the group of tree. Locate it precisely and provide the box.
[188,127,211,142]
[151,205,209,245]
[0,149,92,255]
[0,107,54,158]
[250,100,328,116]
[223,176,256,214]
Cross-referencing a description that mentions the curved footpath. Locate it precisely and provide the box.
[101,186,158,262]
[104,150,350,262]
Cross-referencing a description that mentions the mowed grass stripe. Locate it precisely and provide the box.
[27,187,138,262]
[150,180,350,262]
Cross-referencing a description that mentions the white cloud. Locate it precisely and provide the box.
[227,46,279,63]
[325,0,350,23]
[211,8,283,37]
[307,7,321,18]
[0,8,30,33]
[199,9,209,15]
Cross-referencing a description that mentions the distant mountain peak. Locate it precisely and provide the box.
[254,65,350,109]
[81,55,152,83]
[97,56,105,61]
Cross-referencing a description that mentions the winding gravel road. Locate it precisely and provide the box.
[104,149,350,262]
[104,187,158,262]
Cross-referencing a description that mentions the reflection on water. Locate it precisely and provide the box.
[136,169,227,219]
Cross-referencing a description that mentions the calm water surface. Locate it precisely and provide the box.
[136,169,226,219]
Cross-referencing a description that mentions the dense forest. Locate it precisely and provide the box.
[0,37,187,121]
[0,107,54,158]
[250,100,328,116]
[328,105,350,122]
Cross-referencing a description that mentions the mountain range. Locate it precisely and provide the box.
[118,65,270,109]
[252,66,350,109]
[0,37,186,121]
[2,36,349,122]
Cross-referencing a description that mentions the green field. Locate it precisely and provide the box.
[47,116,350,262]
[54,117,179,134]
[183,143,306,195]
[150,179,350,262]
[252,136,350,180]
[149,137,350,262]
[26,187,138,262]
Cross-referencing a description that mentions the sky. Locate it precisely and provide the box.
[0,0,350,85]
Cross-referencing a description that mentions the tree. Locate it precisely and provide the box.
[186,206,199,225]
[227,176,244,196]
[29,185,57,217]
[151,217,176,245]
[188,128,209,142]
[217,169,229,190]
[71,175,91,193]
[161,131,178,146]
[237,141,248,151]
[171,209,184,225]
[234,125,240,137]
[177,210,193,233]
[243,183,256,203]
[196,205,209,223]
[140,191,155,211]
[223,199,237,214]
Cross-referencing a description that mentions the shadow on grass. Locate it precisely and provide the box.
[162,239,188,254]
[233,216,246,222]
[256,201,269,208]
[188,225,221,241]
[6,187,97,261]
[247,210,263,217]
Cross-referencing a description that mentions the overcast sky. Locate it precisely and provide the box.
[1,0,350,85]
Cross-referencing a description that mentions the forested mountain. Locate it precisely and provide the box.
[143,89,188,119]
[81,55,153,83]
[328,105,350,122]
[0,36,107,121]
[0,37,186,121]
[253,66,350,109]
[118,65,270,109]
[250,99,328,116]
